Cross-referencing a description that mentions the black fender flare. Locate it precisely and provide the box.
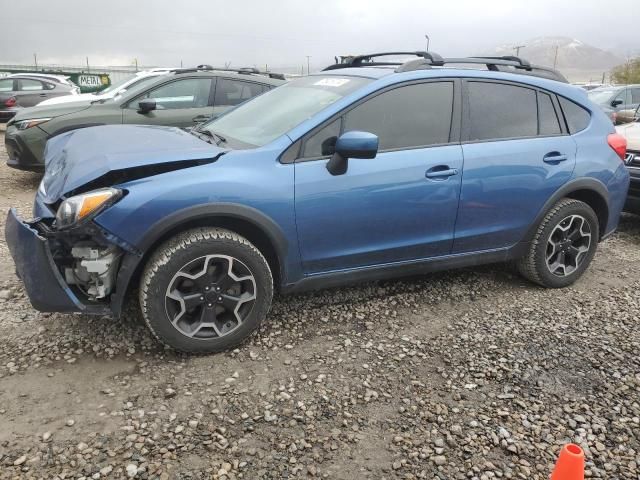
[522,177,610,244]
[109,203,288,317]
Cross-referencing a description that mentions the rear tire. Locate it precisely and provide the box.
[517,198,599,288]
[140,228,273,353]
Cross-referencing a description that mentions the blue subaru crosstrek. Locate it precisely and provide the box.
[5,52,630,353]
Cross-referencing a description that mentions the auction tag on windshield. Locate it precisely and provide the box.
[314,78,350,87]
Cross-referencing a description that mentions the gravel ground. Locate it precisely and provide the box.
[0,128,639,479]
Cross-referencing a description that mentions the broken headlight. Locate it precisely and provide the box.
[55,188,122,230]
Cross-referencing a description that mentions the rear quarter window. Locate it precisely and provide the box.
[559,97,591,134]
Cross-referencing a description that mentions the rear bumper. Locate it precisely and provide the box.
[4,209,109,314]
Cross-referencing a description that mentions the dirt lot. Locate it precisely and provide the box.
[0,128,638,480]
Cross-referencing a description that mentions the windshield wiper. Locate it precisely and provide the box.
[190,128,227,146]
[198,129,227,146]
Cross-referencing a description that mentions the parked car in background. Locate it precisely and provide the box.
[588,85,640,124]
[37,69,175,106]
[573,82,607,91]
[4,66,285,170]
[4,52,629,353]
[0,73,79,122]
[614,105,639,125]
[616,117,640,213]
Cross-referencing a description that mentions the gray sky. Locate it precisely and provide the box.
[1,0,638,71]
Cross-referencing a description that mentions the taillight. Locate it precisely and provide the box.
[607,133,627,161]
[4,97,16,107]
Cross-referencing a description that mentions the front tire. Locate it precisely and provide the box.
[517,198,599,288]
[140,228,273,353]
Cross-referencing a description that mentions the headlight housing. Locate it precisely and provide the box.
[15,118,51,130]
[55,188,122,230]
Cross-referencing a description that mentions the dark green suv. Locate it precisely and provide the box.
[5,66,285,171]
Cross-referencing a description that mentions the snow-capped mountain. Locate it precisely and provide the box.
[481,37,625,81]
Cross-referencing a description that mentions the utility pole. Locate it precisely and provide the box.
[134,58,138,72]
[33,53,38,70]
[553,45,559,69]
[513,45,526,56]
[86,56,90,73]
[425,34,430,52]
[306,56,311,75]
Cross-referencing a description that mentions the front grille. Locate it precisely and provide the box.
[626,150,640,168]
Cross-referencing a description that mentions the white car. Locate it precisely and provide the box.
[37,70,174,106]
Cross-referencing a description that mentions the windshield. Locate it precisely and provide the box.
[587,88,618,105]
[200,75,372,147]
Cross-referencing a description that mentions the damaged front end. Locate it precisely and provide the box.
[6,125,228,315]
[5,208,132,314]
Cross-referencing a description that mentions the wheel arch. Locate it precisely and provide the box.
[524,178,610,244]
[109,203,288,317]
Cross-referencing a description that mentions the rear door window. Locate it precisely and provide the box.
[18,79,45,91]
[558,97,591,134]
[466,82,538,141]
[342,81,454,150]
[630,88,640,104]
[538,92,562,136]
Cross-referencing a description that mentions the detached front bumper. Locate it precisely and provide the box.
[5,209,110,314]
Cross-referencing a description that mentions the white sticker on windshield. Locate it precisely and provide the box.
[314,78,351,87]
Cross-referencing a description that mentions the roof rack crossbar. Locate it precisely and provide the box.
[470,55,532,69]
[325,51,445,71]
[322,50,567,83]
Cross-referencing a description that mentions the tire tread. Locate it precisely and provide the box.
[139,228,273,353]
[517,198,596,287]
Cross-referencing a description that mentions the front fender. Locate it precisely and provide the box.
[107,202,290,317]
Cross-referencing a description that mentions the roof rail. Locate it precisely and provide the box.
[170,65,286,80]
[323,51,567,83]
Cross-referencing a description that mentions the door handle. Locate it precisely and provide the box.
[426,167,459,179]
[543,152,568,163]
[192,115,212,123]
[39,93,47,97]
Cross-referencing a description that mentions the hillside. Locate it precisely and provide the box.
[482,37,625,82]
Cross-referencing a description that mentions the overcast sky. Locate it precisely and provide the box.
[1,0,638,71]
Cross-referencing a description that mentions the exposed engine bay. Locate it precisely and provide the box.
[32,217,126,304]
[63,243,121,300]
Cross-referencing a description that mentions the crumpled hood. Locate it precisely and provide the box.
[41,124,227,203]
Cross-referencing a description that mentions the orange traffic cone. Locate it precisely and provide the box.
[551,444,584,480]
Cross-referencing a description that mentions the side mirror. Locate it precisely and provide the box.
[326,131,379,175]
[137,99,156,114]
[611,99,623,108]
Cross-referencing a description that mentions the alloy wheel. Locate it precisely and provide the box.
[165,255,256,339]
[545,214,592,277]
